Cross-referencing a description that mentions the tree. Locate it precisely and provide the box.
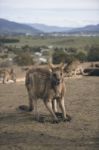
[87,46,99,61]
[14,52,34,66]
[52,49,76,64]
[76,51,87,62]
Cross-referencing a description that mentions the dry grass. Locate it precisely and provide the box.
[0,76,99,150]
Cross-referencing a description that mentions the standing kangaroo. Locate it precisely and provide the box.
[25,64,70,123]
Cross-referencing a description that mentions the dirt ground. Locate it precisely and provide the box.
[0,76,99,150]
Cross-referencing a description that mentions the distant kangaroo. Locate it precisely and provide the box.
[64,60,85,77]
[25,63,70,123]
[0,68,16,84]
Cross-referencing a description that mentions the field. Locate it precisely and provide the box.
[0,35,99,149]
[4,36,99,50]
[0,75,99,150]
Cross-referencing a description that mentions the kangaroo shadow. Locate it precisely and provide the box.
[18,105,30,112]
[18,104,71,123]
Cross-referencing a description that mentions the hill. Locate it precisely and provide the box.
[29,23,73,33]
[67,24,99,34]
[29,23,99,35]
[0,19,41,35]
[0,18,99,35]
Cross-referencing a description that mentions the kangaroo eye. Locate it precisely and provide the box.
[60,73,62,76]
[53,73,56,77]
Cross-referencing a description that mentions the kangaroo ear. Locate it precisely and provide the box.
[48,63,54,71]
[59,63,65,70]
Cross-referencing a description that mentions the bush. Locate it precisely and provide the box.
[0,54,8,59]
[0,60,13,67]
[52,50,76,64]
[66,47,77,54]
[87,46,99,61]
[75,51,87,62]
[0,38,19,43]
[21,45,41,53]
[14,52,34,66]
[31,46,41,53]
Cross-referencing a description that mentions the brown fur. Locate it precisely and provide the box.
[25,64,69,123]
[0,68,16,84]
[64,60,85,77]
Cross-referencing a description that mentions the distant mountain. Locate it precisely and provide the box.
[67,24,99,34]
[29,23,73,33]
[0,19,41,35]
[28,23,99,34]
[0,18,99,35]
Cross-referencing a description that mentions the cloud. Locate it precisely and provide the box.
[0,0,99,9]
[0,0,99,27]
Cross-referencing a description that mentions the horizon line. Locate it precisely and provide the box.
[0,17,99,28]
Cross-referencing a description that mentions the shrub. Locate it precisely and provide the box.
[0,38,19,43]
[52,50,76,64]
[14,52,34,66]
[0,60,13,67]
[0,54,8,59]
[66,47,77,54]
[75,51,87,62]
[87,46,99,61]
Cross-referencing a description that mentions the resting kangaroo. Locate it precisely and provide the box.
[0,68,16,84]
[25,64,70,123]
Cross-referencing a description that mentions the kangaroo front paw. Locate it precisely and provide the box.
[52,119,60,124]
[38,116,45,123]
[29,107,33,111]
[55,112,62,118]
[63,114,72,122]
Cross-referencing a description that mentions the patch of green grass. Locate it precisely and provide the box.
[4,36,99,52]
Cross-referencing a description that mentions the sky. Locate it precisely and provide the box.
[0,0,99,27]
